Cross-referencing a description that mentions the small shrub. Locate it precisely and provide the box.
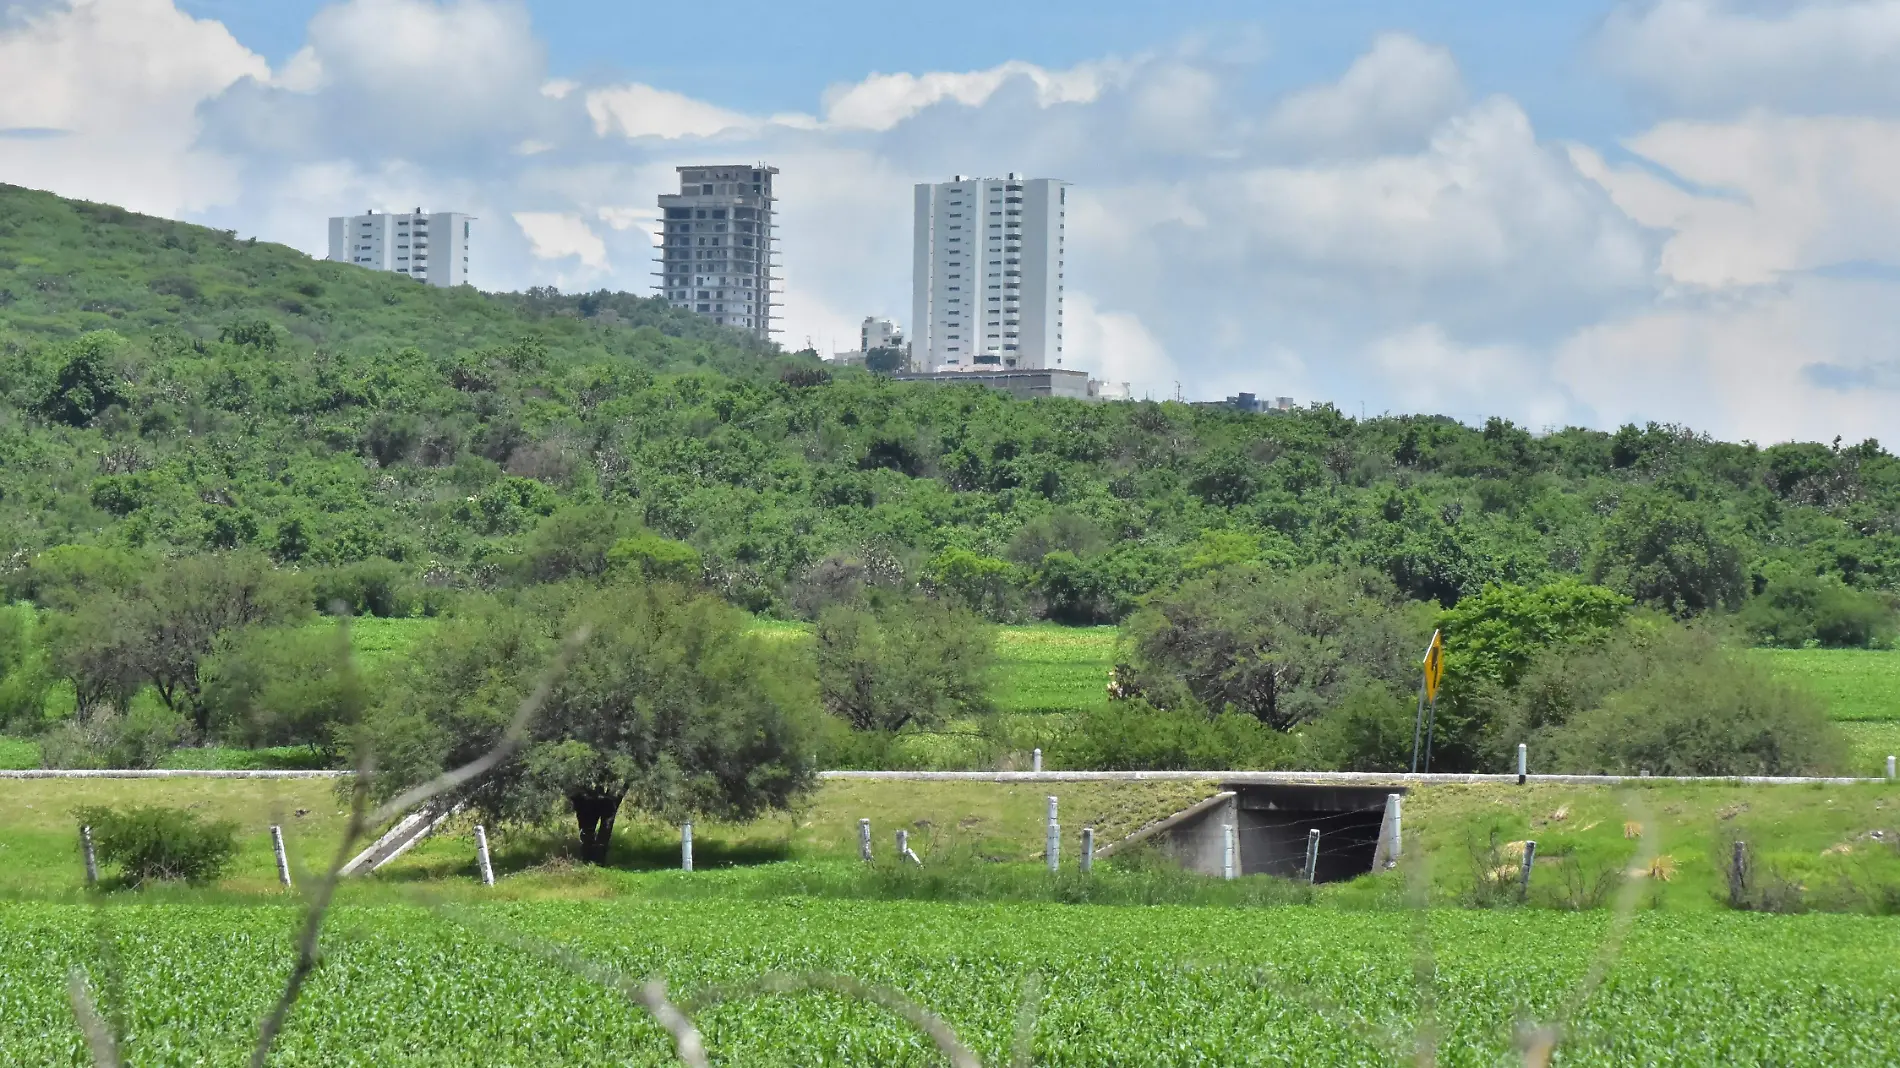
[1048,700,1295,771]
[71,804,240,885]
[39,704,182,770]
[310,558,416,617]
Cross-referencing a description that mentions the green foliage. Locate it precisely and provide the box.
[308,559,421,618]
[1120,565,1429,728]
[1299,683,1420,771]
[1487,624,1848,775]
[863,345,905,373]
[200,620,363,753]
[366,583,821,863]
[1590,491,1746,616]
[69,804,238,885]
[814,594,995,732]
[517,505,632,583]
[606,531,703,584]
[1742,572,1895,649]
[1049,699,1295,770]
[921,547,1019,620]
[37,701,183,770]
[0,603,52,730]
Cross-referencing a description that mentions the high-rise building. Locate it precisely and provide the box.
[657,163,778,339]
[911,173,1068,371]
[326,208,472,287]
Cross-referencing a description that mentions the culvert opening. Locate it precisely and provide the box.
[1231,784,1397,883]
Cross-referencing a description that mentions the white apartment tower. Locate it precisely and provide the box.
[326,208,472,287]
[911,174,1068,371]
[657,163,778,339]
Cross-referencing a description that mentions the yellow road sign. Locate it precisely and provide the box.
[1421,629,1445,703]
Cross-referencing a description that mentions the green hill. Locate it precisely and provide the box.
[3,183,1900,622]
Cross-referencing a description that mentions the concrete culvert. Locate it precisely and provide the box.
[1101,783,1403,883]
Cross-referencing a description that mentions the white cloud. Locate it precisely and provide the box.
[1602,0,1900,114]
[514,211,608,270]
[1574,115,1900,287]
[1262,33,1466,156]
[0,0,264,215]
[1064,293,1178,396]
[585,83,755,140]
[819,58,1119,131]
[1371,324,1576,428]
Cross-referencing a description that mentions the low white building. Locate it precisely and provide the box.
[832,316,905,365]
[326,208,473,287]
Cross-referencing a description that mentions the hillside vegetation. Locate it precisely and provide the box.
[5,183,1900,616]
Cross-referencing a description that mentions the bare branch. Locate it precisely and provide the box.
[246,624,584,1068]
[641,979,712,1068]
[67,968,119,1068]
[1402,844,1439,1068]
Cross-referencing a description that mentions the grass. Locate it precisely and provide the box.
[6,899,1900,1064]
[1759,648,1900,721]
[0,734,37,770]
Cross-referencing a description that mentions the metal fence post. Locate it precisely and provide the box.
[474,825,495,887]
[1517,743,1527,786]
[1728,840,1748,909]
[1304,828,1320,884]
[1045,796,1059,873]
[1888,755,1896,781]
[271,825,291,888]
[1032,748,1042,773]
[1222,823,1237,880]
[1080,827,1094,875]
[681,822,693,872]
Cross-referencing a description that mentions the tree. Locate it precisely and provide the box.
[1119,565,1429,729]
[815,593,995,732]
[368,584,820,864]
[607,531,703,584]
[38,331,129,427]
[0,603,53,731]
[1589,493,1744,616]
[1741,573,1894,648]
[518,505,631,583]
[200,621,362,753]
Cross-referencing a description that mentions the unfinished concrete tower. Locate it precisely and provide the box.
[657,163,778,339]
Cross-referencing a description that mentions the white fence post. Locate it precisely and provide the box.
[1080,827,1094,875]
[858,818,873,862]
[1032,748,1042,773]
[681,822,693,872]
[1373,793,1403,869]
[81,825,98,887]
[1887,755,1896,781]
[1045,796,1060,873]
[1519,840,1537,899]
[1222,823,1237,880]
[474,825,495,887]
[897,828,922,865]
[270,825,291,888]
[1304,828,1320,884]
[1517,743,1527,785]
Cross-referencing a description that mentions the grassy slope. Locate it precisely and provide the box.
[6,774,1898,911]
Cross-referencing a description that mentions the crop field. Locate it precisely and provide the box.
[5,899,1899,1066]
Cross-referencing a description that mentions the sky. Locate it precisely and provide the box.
[4,1,1900,444]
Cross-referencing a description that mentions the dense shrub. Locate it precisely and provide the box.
[1049,700,1295,771]
[1119,565,1429,728]
[607,531,703,584]
[200,622,362,753]
[39,704,183,770]
[1299,684,1420,772]
[0,602,52,730]
[309,559,418,618]
[1742,573,1894,648]
[71,804,239,885]
[815,594,995,732]
[1484,624,1846,775]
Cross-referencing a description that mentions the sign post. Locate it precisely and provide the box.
[1410,630,1445,774]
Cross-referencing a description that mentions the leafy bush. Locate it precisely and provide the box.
[0,602,52,730]
[1048,700,1295,771]
[815,594,995,732]
[607,531,703,584]
[1486,623,1847,775]
[1742,573,1894,649]
[309,559,417,618]
[71,804,239,885]
[1589,492,1746,617]
[1299,683,1419,771]
[1119,565,1429,729]
[200,622,362,753]
[39,704,183,770]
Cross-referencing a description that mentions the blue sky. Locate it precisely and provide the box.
[7,0,1900,445]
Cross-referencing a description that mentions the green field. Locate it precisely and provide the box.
[6,899,1899,1066]
[1758,648,1900,722]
